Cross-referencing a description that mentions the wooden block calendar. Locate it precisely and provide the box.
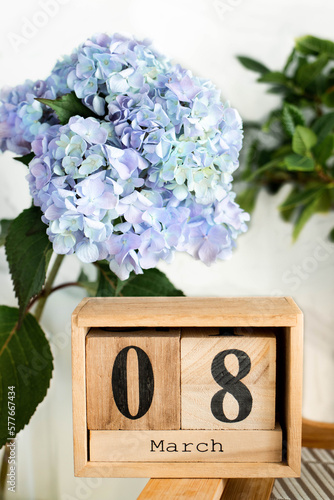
[72,297,303,478]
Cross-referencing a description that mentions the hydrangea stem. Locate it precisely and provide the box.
[34,254,65,322]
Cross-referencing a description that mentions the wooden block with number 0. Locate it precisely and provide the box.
[181,329,276,430]
[86,328,180,430]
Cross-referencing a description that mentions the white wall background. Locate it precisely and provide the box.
[1,1,334,499]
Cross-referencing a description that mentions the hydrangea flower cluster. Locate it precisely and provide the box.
[1,33,249,280]
[0,80,53,155]
[0,55,74,155]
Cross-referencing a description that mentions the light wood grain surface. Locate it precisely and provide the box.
[89,425,282,462]
[221,478,275,500]
[76,297,301,327]
[76,460,296,478]
[137,478,227,500]
[72,298,90,475]
[284,312,303,476]
[86,328,180,430]
[181,329,276,430]
[138,477,274,500]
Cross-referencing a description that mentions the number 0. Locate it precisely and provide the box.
[111,346,154,420]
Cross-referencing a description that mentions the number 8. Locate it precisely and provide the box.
[210,349,253,423]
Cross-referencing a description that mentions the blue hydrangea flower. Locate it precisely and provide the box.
[2,32,249,279]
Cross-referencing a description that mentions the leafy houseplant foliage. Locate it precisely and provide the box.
[0,308,53,448]
[237,35,334,241]
[0,33,247,450]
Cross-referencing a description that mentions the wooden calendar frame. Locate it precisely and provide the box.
[72,296,303,478]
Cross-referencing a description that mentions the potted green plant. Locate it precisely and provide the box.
[237,35,334,241]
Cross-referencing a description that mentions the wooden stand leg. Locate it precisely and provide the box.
[137,479,227,499]
[221,478,275,500]
[138,478,275,499]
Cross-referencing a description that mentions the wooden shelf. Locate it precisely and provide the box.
[302,418,334,449]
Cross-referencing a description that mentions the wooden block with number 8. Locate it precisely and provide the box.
[86,328,180,430]
[181,329,276,430]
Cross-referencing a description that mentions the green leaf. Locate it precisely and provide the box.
[5,207,52,321]
[242,120,262,130]
[315,188,332,212]
[121,268,185,297]
[282,103,305,137]
[77,268,89,282]
[239,139,260,180]
[279,188,299,222]
[312,135,334,164]
[283,48,296,74]
[292,126,317,155]
[295,54,328,89]
[258,72,289,85]
[272,144,294,159]
[322,88,334,107]
[280,206,295,223]
[95,261,118,297]
[0,219,12,247]
[295,35,334,58]
[312,112,334,142]
[237,56,270,74]
[285,154,315,171]
[266,85,290,95]
[279,186,325,210]
[262,109,282,132]
[36,92,97,125]
[236,187,259,213]
[245,158,283,181]
[0,306,53,447]
[95,261,184,297]
[245,139,259,169]
[328,228,334,242]
[77,269,98,296]
[292,191,328,241]
[13,153,35,166]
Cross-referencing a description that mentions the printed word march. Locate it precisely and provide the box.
[150,439,224,454]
